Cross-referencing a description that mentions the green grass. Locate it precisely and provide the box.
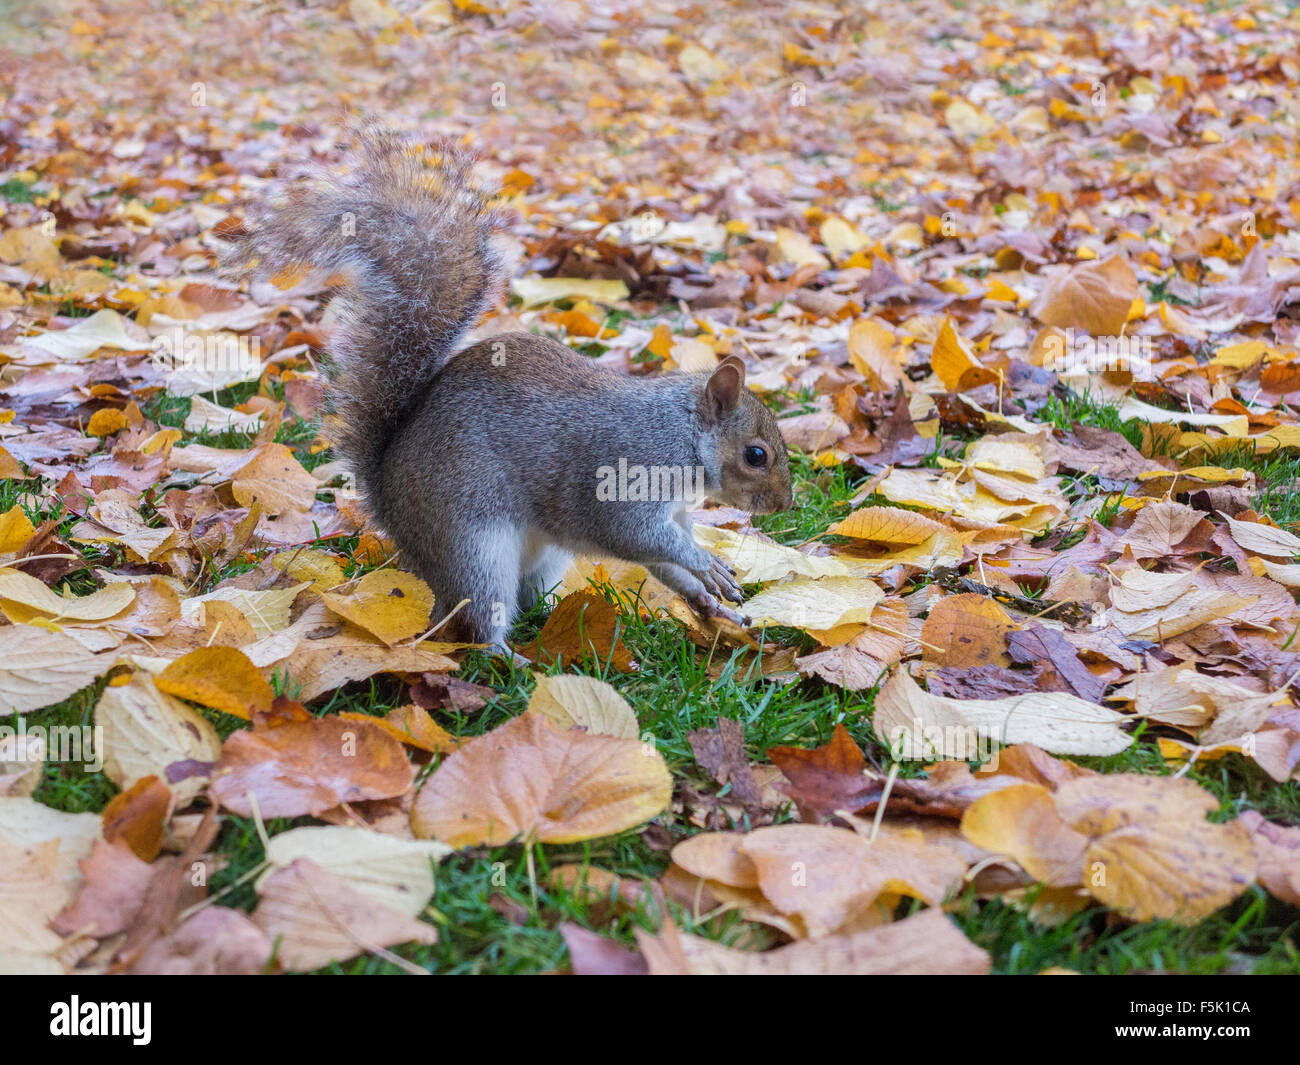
[953,888,1300,974]
[1196,441,1300,527]
[1039,388,1145,450]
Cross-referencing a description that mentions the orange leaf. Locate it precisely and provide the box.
[155,646,274,720]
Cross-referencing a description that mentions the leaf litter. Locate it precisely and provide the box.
[1,0,1300,975]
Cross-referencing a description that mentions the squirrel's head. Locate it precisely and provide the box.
[699,357,794,515]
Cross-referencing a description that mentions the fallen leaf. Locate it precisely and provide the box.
[318,570,435,646]
[518,590,636,671]
[210,716,414,818]
[1032,257,1138,336]
[872,667,1132,757]
[155,645,275,720]
[0,568,133,624]
[637,907,989,975]
[100,775,171,861]
[527,673,639,739]
[258,825,450,915]
[411,712,670,847]
[251,858,436,971]
[131,906,272,975]
[95,671,221,805]
[0,624,111,714]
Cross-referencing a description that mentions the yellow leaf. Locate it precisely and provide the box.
[1210,341,1268,370]
[693,524,848,582]
[961,783,1088,886]
[819,217,867,259]
[179,582,309,640]
[86,409,128,437]
[0,505,36,553]
[744,575,884,630]
[269,549,347,591]
[1054,774,1255,923]
[931,318,996,392]
[527,673,639,739]
[944,99,994,137]
[774,227,829,270]
[230,443,318,516]
[827,505,946,544]
[510,277,629,307]
[155,645,274,720]
[318,570,434,646]
[0,569,134,624]
[847,319,903,392]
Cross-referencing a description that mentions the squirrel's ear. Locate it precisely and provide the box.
[705,356,746,419]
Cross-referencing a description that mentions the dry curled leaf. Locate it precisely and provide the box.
[873,667,1131,758]
[318,570,435,646]
[251,858,436,972]
[155,645,275,721]
[411,712,670,847]
[527,673,639,739]
[517,589,636,671]
[210,716,414,818]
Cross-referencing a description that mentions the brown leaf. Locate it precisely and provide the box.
[1238,811,1300,907]
[794,596,907,691]
[114,806,221,970]
[767,724,876,822]
[409,673,494,715]
[251,858,436,971]
[1006,623,1106,703]
[636,907,989,975]
[411,712,671,847]
[518,589,636,671]
[51,839,155,938]
[688,717,761,811]
[1032,257,1138,336]
[921,592,1014,669]
[738,823,966,937]
[975,743,1096,791]
[560,923,648,975]
[927,664,1044,700]
[100,775,171,861]
[210,716,414,818]
[230,442,317,516]
[131,905,273,975]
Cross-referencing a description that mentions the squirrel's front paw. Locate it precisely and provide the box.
[694,553,744,605]
[692,591,750,628]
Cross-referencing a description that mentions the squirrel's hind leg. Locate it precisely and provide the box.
[429,521,523,650]
[518,536,573,613]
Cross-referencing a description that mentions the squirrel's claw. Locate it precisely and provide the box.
[707,555,745,605]
[488,641,533,669]
[693,591,749,628]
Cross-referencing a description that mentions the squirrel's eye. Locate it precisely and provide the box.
[744,445,767,468]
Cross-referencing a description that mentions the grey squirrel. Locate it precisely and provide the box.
[226,128,793,653]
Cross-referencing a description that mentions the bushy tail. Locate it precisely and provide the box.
[224,126,506,501]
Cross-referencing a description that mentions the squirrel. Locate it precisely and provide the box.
[225,127,794,654]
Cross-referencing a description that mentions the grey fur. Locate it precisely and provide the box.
[228,128,793,649]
